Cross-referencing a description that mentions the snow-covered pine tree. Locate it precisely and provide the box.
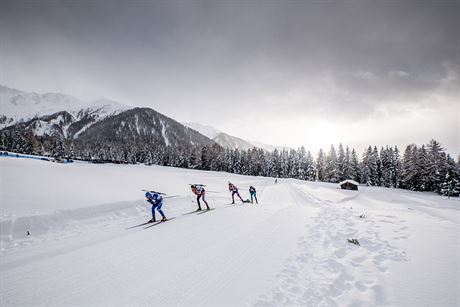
[392,146,402,188]
[416,145,431,191]
[232,149,242,174]
[279,149,289,178]
[372,146,381,186]
[288,149,299,179]
[440,154,460,197]
[337,143,346,181]
[305,151,316,181]
[426,139,446,192]
[224,148,232,173]
[350,148,360,182]
[12,130,26,153]
[188,146,200,169]
[68,143,75,161]
[401,144,419,190]
[240,150,249,175]
[297,147,307,180]
[316,149,326,181]
[0,131,12,151]
[271,149,281,178]
[342,146,352,180]
[360,146,373,185]
[324,145,339,183]
[57,139,65,161]
[380,146,392,188]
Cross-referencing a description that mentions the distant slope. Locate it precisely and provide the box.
[0,85,129,130]
[185,122,287,151]
[213,132,256,150]
[184,122,221,139]
[185,122,255,150]
[78,108,216,147]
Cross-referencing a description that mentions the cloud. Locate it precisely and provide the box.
[389,70,410,78]
[1,0,458,154]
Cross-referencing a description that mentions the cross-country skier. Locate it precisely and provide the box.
[228,182,244,204]
[145,191,167,222]
[190,184,211,211]
[249,186,258,204]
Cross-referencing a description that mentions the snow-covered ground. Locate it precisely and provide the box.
[1,156,459,306]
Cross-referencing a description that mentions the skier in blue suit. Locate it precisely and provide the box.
[249,186,258,204]
[145,191,167,222]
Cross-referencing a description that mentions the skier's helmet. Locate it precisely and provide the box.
[191,184,196,189]
[145,191,152,198]
[152,193,159,199]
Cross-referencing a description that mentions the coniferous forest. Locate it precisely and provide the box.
[1,130,459,197]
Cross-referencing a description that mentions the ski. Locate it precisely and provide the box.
[189,183,206,187]
[144,217,176,229]
[183,210,201,215]
[197,208,215,214]
[126,221,153,229]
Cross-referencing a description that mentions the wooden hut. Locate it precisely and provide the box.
[339,179,359,191]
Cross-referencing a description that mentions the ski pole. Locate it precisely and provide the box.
[141,189,167,195]
[163,195,180,199]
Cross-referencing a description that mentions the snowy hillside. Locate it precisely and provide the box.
[213,132,256,150]
[185,122,287,152]
[184,122,222,139]
[0,85,128,129]
[1,156,459,306]
[0,85,88,122]
[185,122,256,150]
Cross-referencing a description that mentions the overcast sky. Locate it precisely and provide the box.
[1,0,459,156]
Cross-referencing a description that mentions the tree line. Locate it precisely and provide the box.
[1,130,459,197]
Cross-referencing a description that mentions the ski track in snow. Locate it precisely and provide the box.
[1,159,459,306]
[254,184,410,306]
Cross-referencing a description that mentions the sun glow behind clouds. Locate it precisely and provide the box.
[223,98,459,157]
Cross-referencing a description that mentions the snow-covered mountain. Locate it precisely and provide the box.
[185,122,255,150]
[185,122,287,151]
[184,122,221,140]
[76,108,216,147]
[0,86,216,149]
[0,85,129,130]
[1,85,280,152]
[213,132,256,150]
[3,107,216,150]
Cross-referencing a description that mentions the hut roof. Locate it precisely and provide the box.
[339,179,359,186]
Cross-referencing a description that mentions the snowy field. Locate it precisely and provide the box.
[1,156,459,306]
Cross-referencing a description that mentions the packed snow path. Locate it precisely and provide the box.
[1,159,459,306]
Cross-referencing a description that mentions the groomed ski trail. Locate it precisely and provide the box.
[1,180,458,306]
[0,182,315,306]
